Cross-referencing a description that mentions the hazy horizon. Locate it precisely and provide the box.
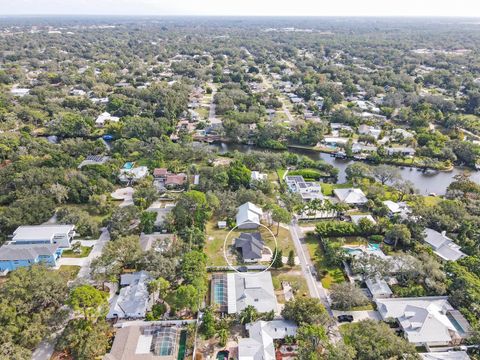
[1,0,479,17]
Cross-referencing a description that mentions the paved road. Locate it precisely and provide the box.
[288,220,342,342]
[77,227,110,279]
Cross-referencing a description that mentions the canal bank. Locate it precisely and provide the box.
[210,142,480,196]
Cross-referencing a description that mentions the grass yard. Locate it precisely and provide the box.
[271,269,310,301]
[304,233,345,289]
[62,245,93,258]
[422,195,442,207]
[57,265,80,281]
[319,182,353,196]
[276,169,287,182]
[197,107,209,120]
[204,220,295,266]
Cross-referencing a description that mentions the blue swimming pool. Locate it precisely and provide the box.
[123,162,134,170]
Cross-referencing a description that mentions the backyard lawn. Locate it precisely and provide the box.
[204,220,295,267]
[319,182,353,196]
[271,269,310,300]
[304,233,345,289]
[62,245,93,258]
[57,265,80,280]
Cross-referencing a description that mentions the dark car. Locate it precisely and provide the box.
[237,266,248,273]
[337,315,354,323]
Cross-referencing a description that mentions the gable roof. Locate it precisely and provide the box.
[108,272,151,319]
[420,351,470,360]
[0,243,60,261]
[227,272,278,314]
[350,214,376,225]
[424,228,466,261]
[235,233,264,260]
[236,202,263,226]
[334,188,368,204]
[365,277,392,297]
[375,297,470,345]
[239,320,298,360]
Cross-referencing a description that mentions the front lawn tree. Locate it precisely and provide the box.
[271,204,292,235]
[68,285,108,322]
[330,282,369,310]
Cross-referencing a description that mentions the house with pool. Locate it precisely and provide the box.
[105,324,188,360]
[211,272,278,315]
[375,296,471,348]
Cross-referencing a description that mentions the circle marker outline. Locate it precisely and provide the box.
[223,220,278,276]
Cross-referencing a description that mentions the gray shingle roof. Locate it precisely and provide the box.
[235,232,264,260]
[0,243,60,261]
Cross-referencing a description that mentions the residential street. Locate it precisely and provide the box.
[288,220,342,341]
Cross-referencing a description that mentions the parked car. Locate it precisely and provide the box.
[102,134,114,141]
[337,315,354,323]
[237,266,248,273]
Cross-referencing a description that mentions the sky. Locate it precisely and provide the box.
[1,0,480,17]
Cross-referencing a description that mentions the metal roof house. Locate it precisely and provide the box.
[235,232,265,263]
[238,320,298,360]
[365,277,392,299]
[333,188,368,205]
[11,225,75,249]
[0,243,62,273]
[236,202,264,229]
[423,228,466,262]
[227,272,278,315]
[375,297,471,347]
[420,352,470,360]
[107,271,151,320]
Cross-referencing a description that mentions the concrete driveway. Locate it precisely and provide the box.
[333,310,382,323]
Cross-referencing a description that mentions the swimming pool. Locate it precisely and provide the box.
[123,162,134,170]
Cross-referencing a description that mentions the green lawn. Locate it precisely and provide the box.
[62,246,93,258]
[271,270,310,300]
[276,169,287,182]
[304,233,346,289]
[57,265,80,281]
[204,220,295,266]
[423,196,441,207]
[319,182,353,196]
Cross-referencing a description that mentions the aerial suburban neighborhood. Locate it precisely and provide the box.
[0,7,479,360]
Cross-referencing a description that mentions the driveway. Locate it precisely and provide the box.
[77,228,110,279]
[333,310,382,323]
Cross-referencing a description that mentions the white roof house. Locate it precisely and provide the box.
[10,87,30,97]
[383,200,411,218]
[424,228,466,262]
[375,297,471,347]
[334,188,368,205]
[11,225,76,249]
[118,166,149,183]
[358,124,382,139]
[420,352,470,360]
[107,271,151,319]
[350,214,376,225]
[285,176,323,201]
[236,202,264,230]
[239,320,298,360]
[392,128,414,139]
[365,277,392,299]
[251,171,268,182]
[95,112,120,127]
[227,272,278,315]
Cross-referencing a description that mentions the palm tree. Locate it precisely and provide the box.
[239,305,259,325]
